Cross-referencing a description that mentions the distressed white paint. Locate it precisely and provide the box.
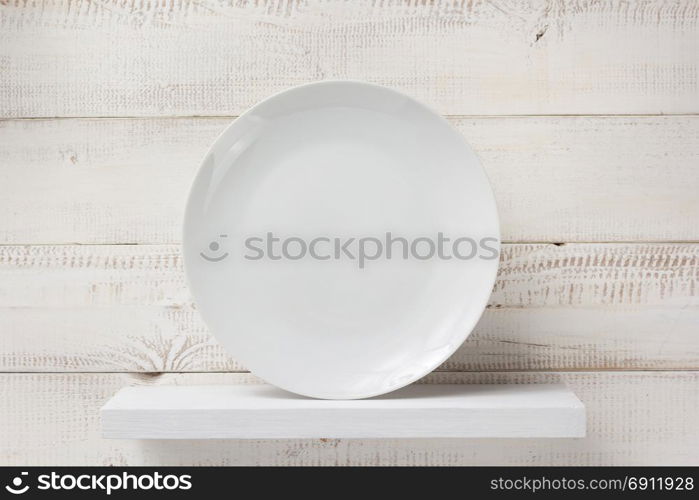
[1,372,696,465]
[101,384,585,439]
[1,0,697,117]
[1,0,698,468]
[0,243,697,372]
[1,116,698,243]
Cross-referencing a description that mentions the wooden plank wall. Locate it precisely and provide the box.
[0,0,697,465]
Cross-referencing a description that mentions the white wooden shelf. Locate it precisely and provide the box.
[101,384,585,439]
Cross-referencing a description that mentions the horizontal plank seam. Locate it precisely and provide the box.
[1,369,698,375]
[3,114,699,122]
[1,305,694,312]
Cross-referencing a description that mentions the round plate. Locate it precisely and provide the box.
[183,81,499,399]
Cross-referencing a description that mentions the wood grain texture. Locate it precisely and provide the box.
[2,116,698,243]
[1,371,697,465]
[1,243,697,372]
[1,0,696,468]
[1,0,698,117]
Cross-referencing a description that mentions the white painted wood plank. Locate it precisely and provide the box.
[2,116,698,243]
[1,372,696,465]
[101,384,585,439]
[1,243,697,372]
[1,0,698,117]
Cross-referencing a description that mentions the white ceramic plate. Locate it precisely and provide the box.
[184,82,499,399]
